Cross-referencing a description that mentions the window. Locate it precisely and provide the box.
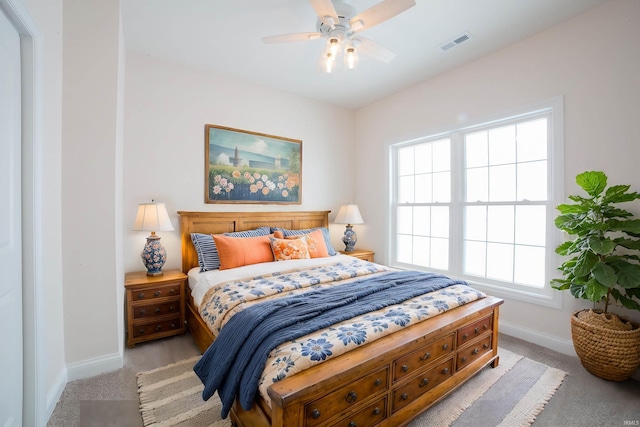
[390,98,563,306]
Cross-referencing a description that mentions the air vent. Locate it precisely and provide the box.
[439,32,473,52]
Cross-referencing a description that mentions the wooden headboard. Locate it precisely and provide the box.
[177,210,330,274]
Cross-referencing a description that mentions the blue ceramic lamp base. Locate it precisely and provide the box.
[342,224,357,252]
[141,233,167,276]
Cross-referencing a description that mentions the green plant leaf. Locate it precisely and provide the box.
[609,260,640,288]
[554,214,586,234]
[603,186,640,204]
[576,171,607,197]
[555,241,573,256]
[614,238,640,250]
[587,236,616,255]
[556,203,589,214]
[609,219,640,234]
[573,251,598,277]
[583,277,609,302]
[591,261,618,287]
[550,278,571,290]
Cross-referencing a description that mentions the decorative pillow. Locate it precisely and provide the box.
[191,233,220,272]
[212,233,274,270]
[285,229,330,258]
[224,226,271,238]
[270,237,311,261]
[271,227,337,256]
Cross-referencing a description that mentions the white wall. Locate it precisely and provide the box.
[61,0,124,378]
[355,0,640,354]
[123,54,356,273]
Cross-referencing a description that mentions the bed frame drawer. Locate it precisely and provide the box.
[456,334,493,371]
[333,396,387,427]
[392,358,454,412]
[304,367,389,427]
[457,314,492,347]
[392,333,454,382]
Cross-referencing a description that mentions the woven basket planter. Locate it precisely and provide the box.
[571,309,640,381]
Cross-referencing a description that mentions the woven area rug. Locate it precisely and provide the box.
[136,349,566,427]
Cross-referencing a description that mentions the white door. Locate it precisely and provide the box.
[0,7,23,426]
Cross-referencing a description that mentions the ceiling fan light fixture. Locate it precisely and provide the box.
[345,46,358,69]
[327,37,341,56]
[324,51,336,73]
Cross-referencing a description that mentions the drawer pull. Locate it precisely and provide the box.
[155,308,161,313]
[349,422,357,427]
[138,329,145,335]
[401,365,409,372]
[472,348,479,355]
[154,291,161,297]
[171,323,177,328]
[345,391,358,403]
[138,293,145,299]
[139,309,146,315]
[483,324,488,330]
[483,343,489,349]
[170,288,176,294]
[373,407,381,415]
[155,325,162,331]
[401,393,408,401]
[374,378,382,386]
[311,409,321,419]
[474,327,479,333]
[419,378,429,388]
[442,367,449,374]
[462,333,468,340]
[442,344,448,350]
[421,352,431,361]
[170,306,175,312]
[461,357,467,363]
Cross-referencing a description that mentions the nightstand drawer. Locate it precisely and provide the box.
[132,316,182,338]
[131,283,181,301]
[132,300,181,319]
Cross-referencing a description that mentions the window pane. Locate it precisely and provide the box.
[489,164,516,201]
[415,174,432,203]
[464,240,486,276]
[487,205,514,244]
[465,131,488,168]
[431,238,449,270]
[432,171,450,202]
[398,176,414,203]
[413,206,430,236]
[397,206,413,234]
[466,167,488,202]
[413,236,430,267]
[488,125,516,165]
[486,242,513,282]
[397,234,412,263]
[515,205,546,246]
[432,139,450,172]
[514,245,545,287]
[517,161,547,201]
[414,143,432,174]
[431,206,449,238]
[465,206,487,241]
[398,146,414,176]
[517,119,547,162]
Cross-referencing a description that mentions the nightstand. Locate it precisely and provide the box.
[340,249,375,262]
[125,269,187,347]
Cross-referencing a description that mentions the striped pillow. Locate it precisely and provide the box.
[191,227,271,272]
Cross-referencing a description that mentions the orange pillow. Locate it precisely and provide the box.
[212,234,274,270]
[270,237,311,261]
[286,229,330,258]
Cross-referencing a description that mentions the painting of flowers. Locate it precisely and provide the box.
[205,125,302,204]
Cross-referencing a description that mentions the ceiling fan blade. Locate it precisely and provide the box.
[354,37,395,63]
[350,0,416,33]
[309,0,340,28]
[261,32,322,44]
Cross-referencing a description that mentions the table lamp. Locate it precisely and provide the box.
[334,204,364,252]
[132,201,174,276]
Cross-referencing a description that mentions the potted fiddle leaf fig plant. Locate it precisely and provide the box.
[551,171,640,381]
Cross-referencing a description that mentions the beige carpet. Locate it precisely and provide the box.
[136,349,566,427]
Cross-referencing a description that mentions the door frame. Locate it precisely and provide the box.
[0,0,46,424]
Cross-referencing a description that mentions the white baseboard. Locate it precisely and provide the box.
[499,319,576,357]
[45,368,67,422]
[65,352,123,382]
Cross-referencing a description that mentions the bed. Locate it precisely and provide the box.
[178,210,503,427]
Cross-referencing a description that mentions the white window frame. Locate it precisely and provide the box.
[388,97,564,308]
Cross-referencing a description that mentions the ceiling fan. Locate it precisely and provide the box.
[261,0,416,73]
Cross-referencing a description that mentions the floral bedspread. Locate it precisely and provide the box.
[197,258,486,405]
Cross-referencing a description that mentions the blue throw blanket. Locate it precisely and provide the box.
[193,270,467,418]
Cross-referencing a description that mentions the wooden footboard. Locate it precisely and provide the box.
[229,296,503,427]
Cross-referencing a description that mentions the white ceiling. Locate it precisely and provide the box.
[122,0,608,110]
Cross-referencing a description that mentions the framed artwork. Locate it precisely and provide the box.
[205,124,302,204]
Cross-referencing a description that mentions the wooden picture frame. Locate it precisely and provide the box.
[204,125,302,204]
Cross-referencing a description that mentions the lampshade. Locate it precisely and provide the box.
[133,202,174,276]
[132,203,174,232]
[334,204,364,225]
